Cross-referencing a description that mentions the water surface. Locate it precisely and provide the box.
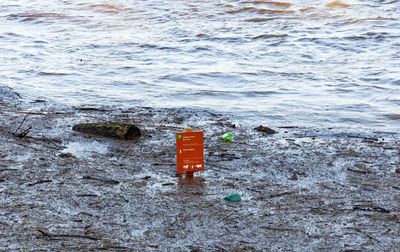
[0,0,399,130]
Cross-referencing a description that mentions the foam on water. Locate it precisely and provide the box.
[62,141,108,158]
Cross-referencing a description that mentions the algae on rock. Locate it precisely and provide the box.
[72,122,141,140]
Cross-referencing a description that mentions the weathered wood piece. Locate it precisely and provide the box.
[254,125,277,134]
[72,123,141,140]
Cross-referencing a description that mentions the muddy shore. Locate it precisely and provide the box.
[0,86,399,251]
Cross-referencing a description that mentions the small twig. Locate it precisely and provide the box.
[41,136,64,150]
[320,184,334,190]
[350,227,381,243]
[138,152,153,167]
[260,226,300,232]
[14,142,39,151]
[57,234,100,241]
[16,125,32,138]
[152,162,175,166]
[2,109,70,115]
[247,187,262,193]
[36,228,100,241]
[75,107,109,112]
[269,191,297,198]
[27,136,64,150]
[0,168,20,172]
[77,212,94,217]
[76,194,99,197]
[218,212,236,224]
[347,168,371,174]
[27,180,52,187]
[353,205,390,213]
[14,111,31,135]
[37,229,52,237]
[162,182,175,186]
[82,175,120,185]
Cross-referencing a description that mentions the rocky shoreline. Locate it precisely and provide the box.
[0,86,399,251]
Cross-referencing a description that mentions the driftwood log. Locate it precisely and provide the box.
[72,123,141,140]
[254,125,277,134]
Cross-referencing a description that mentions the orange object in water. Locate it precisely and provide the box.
[176,129,204,175]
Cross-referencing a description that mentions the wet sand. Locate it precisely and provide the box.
[0,86,399,250]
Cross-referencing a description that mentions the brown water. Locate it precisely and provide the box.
[0,0,399,130]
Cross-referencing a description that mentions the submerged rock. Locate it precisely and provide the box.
[72,122,141,140]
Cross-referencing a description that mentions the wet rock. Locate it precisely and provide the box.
[72,122,141,140]
[254,125,277,134]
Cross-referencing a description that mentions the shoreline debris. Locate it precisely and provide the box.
[254,125,276,135]
[224,193,241,202]
[221,132,234,142]
[72,122,141,140]
[13,111,32,138]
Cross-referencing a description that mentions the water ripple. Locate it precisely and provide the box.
[0,0,399,130]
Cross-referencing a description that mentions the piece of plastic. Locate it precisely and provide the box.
[221,132,234,142]
[224,193,241,202]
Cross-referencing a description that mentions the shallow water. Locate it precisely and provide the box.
[0,0,399,130]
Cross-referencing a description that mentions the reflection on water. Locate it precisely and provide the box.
[0,0,399,130]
